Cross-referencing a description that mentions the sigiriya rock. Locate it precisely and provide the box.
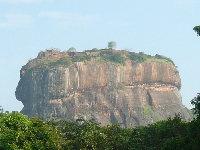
[15,48,191,127]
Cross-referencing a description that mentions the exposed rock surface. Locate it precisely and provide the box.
[16,49,190,127]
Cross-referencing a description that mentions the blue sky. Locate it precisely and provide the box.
[0,0,200,112]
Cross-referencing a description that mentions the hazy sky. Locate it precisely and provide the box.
[1,0,200,112]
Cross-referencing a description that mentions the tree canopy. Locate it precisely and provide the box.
[0,113,64,149]
[193,25,200,36]
[67,47,76,52]
[0,98,199,150]
[108,41,116,49]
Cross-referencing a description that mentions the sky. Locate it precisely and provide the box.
[0,0,200,112]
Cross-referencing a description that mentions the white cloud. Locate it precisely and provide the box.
[0,13,33,28]
[0,0,40,3]
[175,0,197,4]
[39,12,97,29]
[0,0,52,4]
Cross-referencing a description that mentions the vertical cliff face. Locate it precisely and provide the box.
[15,50,190,127]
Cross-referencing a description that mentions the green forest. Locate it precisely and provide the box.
[0,95,200,150]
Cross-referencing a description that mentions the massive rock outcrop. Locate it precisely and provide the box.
[15,49,190,127]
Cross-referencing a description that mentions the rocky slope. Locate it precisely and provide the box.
[15,49,191,127]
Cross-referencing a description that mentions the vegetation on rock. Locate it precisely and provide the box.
[154,54,175,65]
[129,53,146,63]
[99,50,126,65]
[72,54,91,62]
[23,46,177,78]
[113,83,126,91]
[49,57,72,67]
[193,25,200,36]
[108,41,117,49]
[67,47,76,52]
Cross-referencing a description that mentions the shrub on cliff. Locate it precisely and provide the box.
[155,54,175,65]
[108,41,117,49]
[24,57,72,75]
[129,53,146,63]
[100,50,126,65]
[49,57,72,67]
[72,54,91,62]
[67,47,76,52]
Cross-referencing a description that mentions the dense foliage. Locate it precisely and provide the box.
[72,54,91,62]
[193,25,200,36]
[67,47,76,52]
[1,95,200,150]
[129,53,146,63]
[155,54,175,65]
[99,50,126,65]
[49,57,72,67]
[0,113,63,150]
[108,41,117,49]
